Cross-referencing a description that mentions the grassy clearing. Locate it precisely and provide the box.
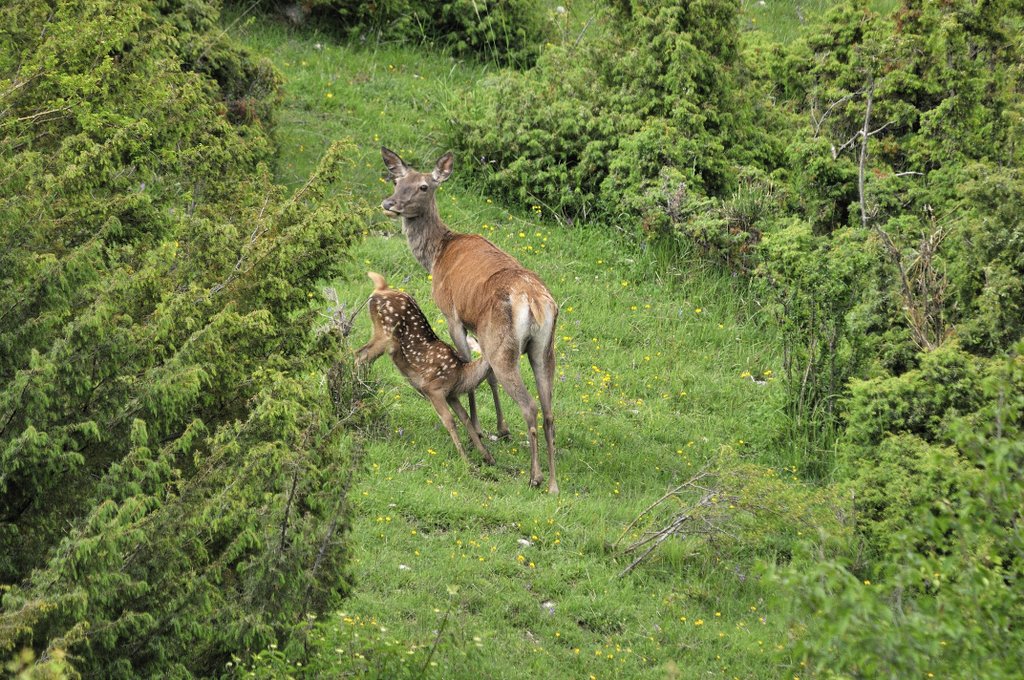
[739,0,898,42]
[231,12,819,679]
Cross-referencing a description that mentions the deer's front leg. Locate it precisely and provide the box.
[447,318,486,438]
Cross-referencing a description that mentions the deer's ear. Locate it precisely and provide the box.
[432,152,454,183]
[381,146,408,179]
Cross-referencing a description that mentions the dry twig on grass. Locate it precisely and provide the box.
[615,464,745,577]
[613,455,830,578]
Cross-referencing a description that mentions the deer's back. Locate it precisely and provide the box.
[432,233,554,332]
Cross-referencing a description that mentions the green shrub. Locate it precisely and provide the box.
[843,343,985,449]
[843,434,964,569]
[0,1,375,675]
[755,221,879,463]
[453,0,784,240]
[774,342,1024,679]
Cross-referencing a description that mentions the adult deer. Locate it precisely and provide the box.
[356,272,495,465]
[380,147,559,494]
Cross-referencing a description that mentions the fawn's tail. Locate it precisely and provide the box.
[367,271,388,292]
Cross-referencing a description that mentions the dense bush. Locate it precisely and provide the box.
[453,0,785,238]
[776,342,1024,678]
[0,1,372,675]
[775,0,1024,351]
[754,222,879,459]
[843,343,986,449]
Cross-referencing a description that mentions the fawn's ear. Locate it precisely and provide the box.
[381,146,409,180]
[432,152,454,183]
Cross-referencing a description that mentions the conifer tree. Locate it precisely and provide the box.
[0,1,371,675]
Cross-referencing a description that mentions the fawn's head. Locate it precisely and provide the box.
[380,147,453,219]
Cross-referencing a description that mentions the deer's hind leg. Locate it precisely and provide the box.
[447,318,508,439]
[527,333,558,495]
[489,347,542,488]
[483,371,510,440]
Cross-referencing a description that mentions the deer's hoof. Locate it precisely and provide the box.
[529,476,544,488]
[548,483,559,496]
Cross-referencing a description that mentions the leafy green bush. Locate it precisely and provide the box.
[838,345,994,569]
[843,343,985,449]
[772,0,1024,350]
[843,434,964,569]
[0,1,374,675]
[754,221,879,464]
[453,0,784,241]
[774,342,1024,679]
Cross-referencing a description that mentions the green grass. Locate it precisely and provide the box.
[230,12,825,679]
[739,0,898,43]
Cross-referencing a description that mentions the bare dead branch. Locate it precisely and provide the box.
[858,77,875,229]
[811,92,855,137]
[611,465,713,549]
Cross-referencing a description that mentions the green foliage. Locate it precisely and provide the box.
[755,222,879,464]
[3,647,73,680]
[775,342,1024,678]
[843,343,985,449]
[947,164,1024,353]
[843,434,963,568]
[0,1,375,676]
[753,5,1024,671]
[453,0,785,239]
[773,0,1024,348]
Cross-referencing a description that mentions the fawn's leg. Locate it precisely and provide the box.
[447,318,494,438]
[447,395,495,465]
[426,392,470,464]
[355,336,390,368]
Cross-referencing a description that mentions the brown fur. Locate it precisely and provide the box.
[355,272,494,464]
[380,147,559,494]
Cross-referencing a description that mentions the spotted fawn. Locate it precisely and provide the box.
[355,272,494,464]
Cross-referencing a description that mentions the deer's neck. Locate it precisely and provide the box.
[402,206,451,272]
[457,357,491,394]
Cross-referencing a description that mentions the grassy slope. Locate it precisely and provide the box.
[739,0,898,42]
[232,11,810,679]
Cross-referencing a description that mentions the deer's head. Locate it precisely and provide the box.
[380,147,453,219]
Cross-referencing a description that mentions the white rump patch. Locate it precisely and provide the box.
[513,295,533,353]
